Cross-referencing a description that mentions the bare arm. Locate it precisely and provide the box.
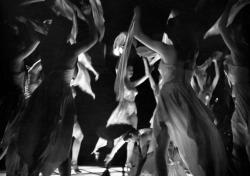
[211,59,220,90]
[133,7,176,64]
[15,40,40,63]
[71,13,98,57]
[104,136,127,166]
[130,58,149,87]
[78,53,99,80]
[144,57,159,101]
[13,40,40,72]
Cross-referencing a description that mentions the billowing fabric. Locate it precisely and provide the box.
[0,70,27,158]
[0,88,26,158]
[71,60,92,95]
[226,64,250,159]
[132,129,155,176]
[114,16,135,101]
[17,69,76,175]
[92,86,138,156]
[107,86,138,128]
[0,72,28,176]
[89,0,105,40]
[153,62,227,176]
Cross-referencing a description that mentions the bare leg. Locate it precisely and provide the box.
[104,136,126,166]
[72,122,84,172]
[92,137,108,159]
[155,123,169,176]
[125,140,136,168]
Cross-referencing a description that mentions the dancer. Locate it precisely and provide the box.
[193,52,221,106]
[70,53,99,173]
[218,0,250,175]
[0,22,40,175]
[133,6,227,176]
[23,52,99,174]
[16,1,100,175]
[92,58,149,168]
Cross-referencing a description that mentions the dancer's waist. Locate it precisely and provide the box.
[44,69,74,84]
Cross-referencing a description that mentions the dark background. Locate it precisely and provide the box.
[0,0,228,169]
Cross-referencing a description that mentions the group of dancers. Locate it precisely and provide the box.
[0,0,250,176]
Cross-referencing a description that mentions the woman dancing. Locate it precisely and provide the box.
[22,52,99,173]
[0,28,40,176]
[133,6,227,176]
[218,0,250,175]
[92,58,149,168]
[70,52,99,173]
[16,1,100,175]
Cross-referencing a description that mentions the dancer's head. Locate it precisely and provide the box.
[165,12,199,61]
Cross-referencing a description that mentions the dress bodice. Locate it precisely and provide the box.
[158,61,193,88]
[123,86,138,102]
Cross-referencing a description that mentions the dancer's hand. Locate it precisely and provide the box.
[95,73,99,81]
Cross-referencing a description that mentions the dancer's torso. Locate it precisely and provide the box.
[158,60,193,89]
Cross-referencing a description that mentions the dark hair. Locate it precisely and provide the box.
[165,12,199,62]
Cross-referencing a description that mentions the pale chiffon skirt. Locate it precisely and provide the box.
[153,81,227,176]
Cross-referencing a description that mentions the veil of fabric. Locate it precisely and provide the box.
[89,0,105,40]
[114,15,135,101]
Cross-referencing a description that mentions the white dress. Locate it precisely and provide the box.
[153,61,227,176]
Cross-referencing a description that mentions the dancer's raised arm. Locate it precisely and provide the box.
[133,7,175,64]
[128,58,149,88]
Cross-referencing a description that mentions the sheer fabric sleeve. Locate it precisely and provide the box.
[114,15,135,101]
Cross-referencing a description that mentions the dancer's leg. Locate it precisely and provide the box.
[72,121,84,171]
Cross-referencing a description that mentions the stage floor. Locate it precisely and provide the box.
[0,166,129,176]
